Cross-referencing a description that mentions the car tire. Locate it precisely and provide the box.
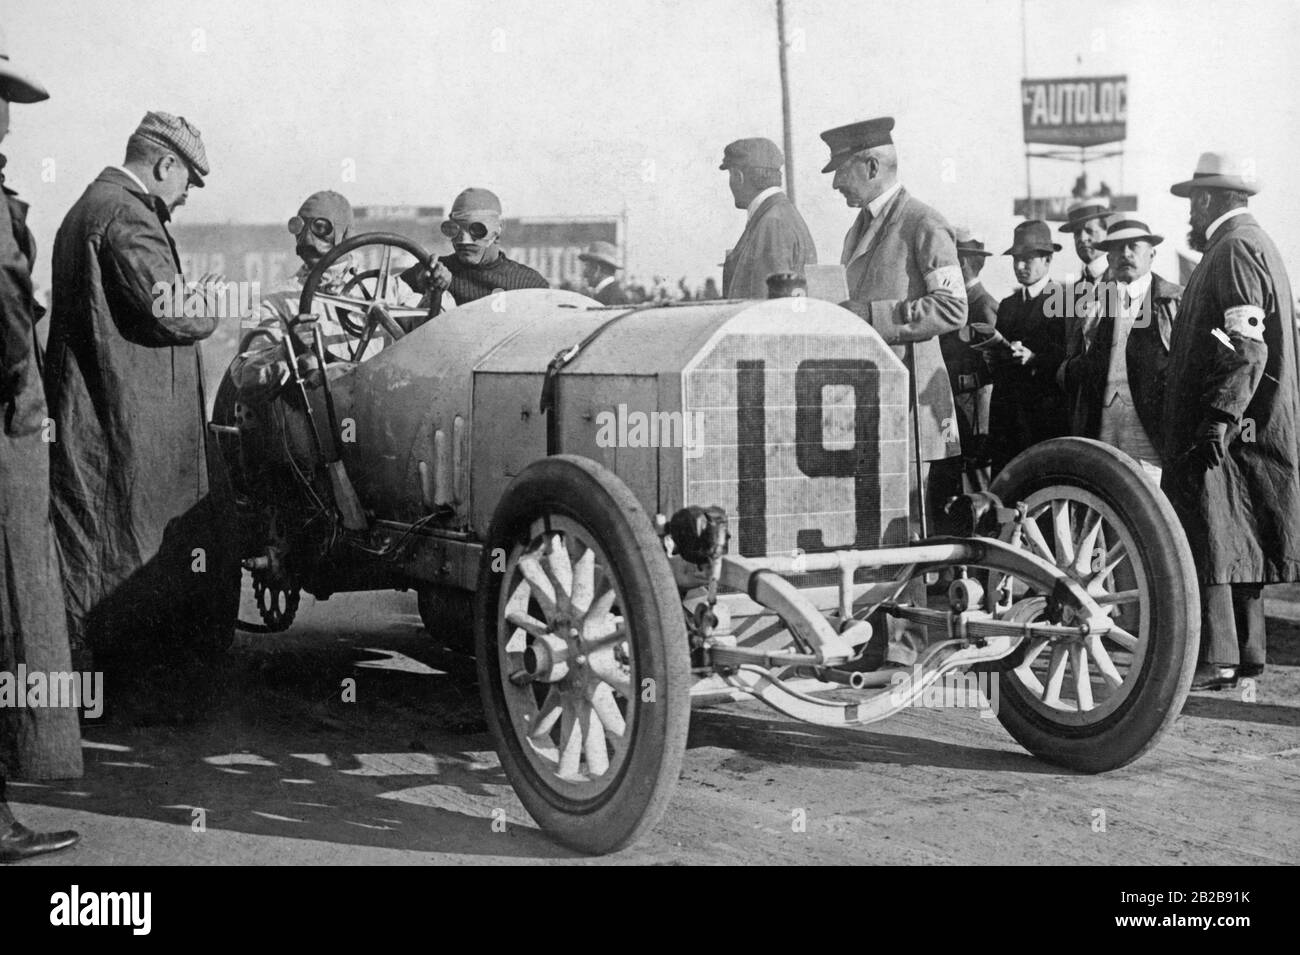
[475,455,690,853]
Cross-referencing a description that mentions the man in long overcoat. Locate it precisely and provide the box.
[821,116,967,665]
[719,137,817,299]
[1163,152,1300,690]
[0,31,82,861]
[46,112,237,660]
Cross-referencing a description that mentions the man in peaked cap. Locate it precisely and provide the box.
[985,221,1069,475]
[0,25,83,862]
[402,187,548,315]
[822,116,967,668]
[578,240,630,305]
[1163,152,1300,691]
[719,137,816,299]
[46,111,239,682]
[1058,218,1181,480]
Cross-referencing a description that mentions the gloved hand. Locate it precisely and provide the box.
[1189,419,1229,470]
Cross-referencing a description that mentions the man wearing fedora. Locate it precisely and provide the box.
[1058,218,1181,480]
[0,28,83,861]
[47,112,239,674]
[720,137,816,300]
[579,240,629,306]
[985,220,1069,475]
[822,116,966,667]
[1164,152,1300,691]
[1056,199,1115,431]
[936,228,998,491]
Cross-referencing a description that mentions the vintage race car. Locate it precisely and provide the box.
[209,232,1201,854]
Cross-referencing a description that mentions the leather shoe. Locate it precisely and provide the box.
[1190,663,1238,692]
[0,822,80,863]
[1239,663,1265,678]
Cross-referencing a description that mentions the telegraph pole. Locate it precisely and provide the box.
[777,0,795,204]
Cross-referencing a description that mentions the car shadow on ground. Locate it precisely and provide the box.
[15,616,580,861]
[1180,695,1300,727]
[686,708,1061,775]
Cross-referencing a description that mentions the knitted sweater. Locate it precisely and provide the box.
[441,251,549,304]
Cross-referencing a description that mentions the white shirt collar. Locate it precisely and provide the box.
[113,165,149,194]
[1206,206,1250,241]
[747,186,783,221]
[965,276,982,291]
[1020,274,1050,299]
[1085,254,1109,279]
[1120,271,1153,303]
[867,181,903,218]
[593,274,617,293]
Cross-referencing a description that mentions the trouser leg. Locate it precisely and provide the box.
[1233,583,1266,668]
[1201,582,1240,665]
[0,775,13,827]
[884,460,942,666]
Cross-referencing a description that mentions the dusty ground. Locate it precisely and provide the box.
[9,582,1299,866]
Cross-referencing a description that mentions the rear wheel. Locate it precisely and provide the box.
[476,456,689,853]
[989,438,1199,772]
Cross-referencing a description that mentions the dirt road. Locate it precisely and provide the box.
[11,585,1299,866]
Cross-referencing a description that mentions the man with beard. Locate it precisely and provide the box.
[402,188,548,312]
[719,137,816,299]
[0,28,82,862]
[228,190,423,402]
[1164,152,1300,691]
[985,221,1068,475]
[46,112,238,675]
[1058,219,1181,481]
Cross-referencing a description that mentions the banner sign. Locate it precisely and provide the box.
[1013,194,1137,222]
[1021,75,1127,147]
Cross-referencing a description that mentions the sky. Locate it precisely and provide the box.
[6,0,1300,300]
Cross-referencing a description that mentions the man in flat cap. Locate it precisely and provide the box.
[985,221,1069,474]
[0,26,83,862]
[46,111,238,675]
[822,116,966,666]
[1058,218,1181,481]
[935,229,997,492]
[1163,152,1300,691]
[403,187,548,313]
[719,137,816,299]
[578,240,629,305]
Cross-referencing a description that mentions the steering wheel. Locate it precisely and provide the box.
[297,232,436,362]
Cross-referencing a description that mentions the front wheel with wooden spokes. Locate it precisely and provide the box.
[475,456,690,853]
[988,438,1200,772]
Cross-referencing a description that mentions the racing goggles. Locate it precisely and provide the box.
[288,216,335,240]
[440,219,491,241]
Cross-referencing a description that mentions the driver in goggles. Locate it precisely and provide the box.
[401,187,548,314]
[231,190,411,401]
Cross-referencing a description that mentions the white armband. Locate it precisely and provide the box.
[925,265,966,298]
[1224,305,1266,342]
